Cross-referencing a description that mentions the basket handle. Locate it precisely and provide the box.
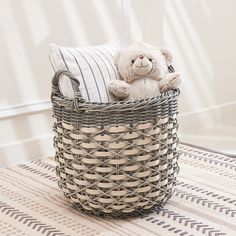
[168,65,175,73]
[51,70,84,101]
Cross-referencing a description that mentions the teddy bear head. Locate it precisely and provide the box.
[114,42,173,83]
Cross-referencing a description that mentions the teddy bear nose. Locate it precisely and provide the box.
[139,55,144,59]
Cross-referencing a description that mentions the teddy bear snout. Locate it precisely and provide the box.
[132,57,153,76]
[135,57,151,67]
[139,55,144,59]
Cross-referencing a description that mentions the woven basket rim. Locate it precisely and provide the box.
[51,70,180,112]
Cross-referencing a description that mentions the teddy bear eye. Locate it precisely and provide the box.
[131,59,135,64]
[149,58,152,62]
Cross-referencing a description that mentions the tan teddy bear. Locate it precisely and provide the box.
[108,42,181,101]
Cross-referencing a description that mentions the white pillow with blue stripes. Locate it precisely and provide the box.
[49,42,120,102]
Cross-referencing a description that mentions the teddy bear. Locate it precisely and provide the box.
[108,42,181,101]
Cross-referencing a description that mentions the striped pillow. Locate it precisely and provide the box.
[49,42,120,102]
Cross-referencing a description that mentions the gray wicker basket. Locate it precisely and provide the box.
[51,69,180,218]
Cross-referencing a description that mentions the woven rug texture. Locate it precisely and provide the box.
[0,144,235,236]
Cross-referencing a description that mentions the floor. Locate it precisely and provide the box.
[179,118,236,155]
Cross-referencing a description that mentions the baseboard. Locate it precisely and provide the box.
[179,100,236,131]
[0,134,54,167]
[0,100,51,120]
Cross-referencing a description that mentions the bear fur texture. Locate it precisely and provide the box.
[108,42,181,101]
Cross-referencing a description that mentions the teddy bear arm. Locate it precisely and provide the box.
[159,72,181,93]
[108,80,131,98]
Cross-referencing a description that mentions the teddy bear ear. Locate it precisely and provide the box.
[160,48,173,66]
[113,51,121,67]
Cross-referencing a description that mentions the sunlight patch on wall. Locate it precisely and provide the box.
[192,0,212,22]
[20,0,49,46]
[0,141,28,166]
[0,0,39,104]
[0,120,18,144]
[164,0,215,111]
[121,0,131,46]
[164,18,201,113]
[60,0,89,45]
[92,0,120,42]
[129,0,142,43]
[172,0,213,79]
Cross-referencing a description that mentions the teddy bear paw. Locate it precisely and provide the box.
[108,81,130,98]
[117,87,129,96]
[170,74,181,88]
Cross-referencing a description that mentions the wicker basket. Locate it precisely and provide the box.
[51,70,180,218]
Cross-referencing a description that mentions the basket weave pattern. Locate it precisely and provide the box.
[52,70,180,217]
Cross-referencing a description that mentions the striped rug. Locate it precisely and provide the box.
[0,144,235,236]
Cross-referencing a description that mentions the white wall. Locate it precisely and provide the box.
[0,0,122,166]
[0,0,236,166]
[129,0,236,130]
